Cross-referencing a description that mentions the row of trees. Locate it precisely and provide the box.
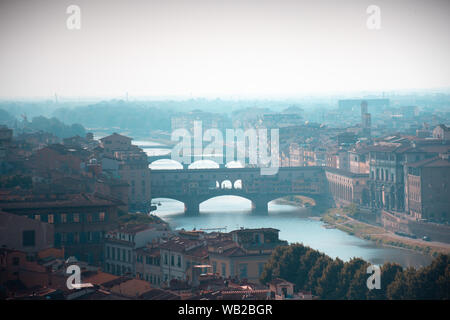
[25,116,86,139]
[260,243,449,299]
[0,108,86,139]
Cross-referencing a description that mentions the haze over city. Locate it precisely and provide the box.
[1,0,450,99]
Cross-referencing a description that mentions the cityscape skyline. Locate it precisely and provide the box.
[0,0,449,304]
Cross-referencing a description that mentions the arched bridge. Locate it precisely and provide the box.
[150,166,331,215]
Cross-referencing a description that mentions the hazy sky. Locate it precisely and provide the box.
[0,0,449,99]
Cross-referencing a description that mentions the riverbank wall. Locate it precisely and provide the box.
[381,210,450,243]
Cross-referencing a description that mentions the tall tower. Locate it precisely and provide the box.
[361,100,371,137]
[361,100,368,123]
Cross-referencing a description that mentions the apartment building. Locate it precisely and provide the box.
[100,133,151,211]
[104,223,170,277]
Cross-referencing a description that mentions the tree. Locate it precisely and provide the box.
[386,267,418,299]
[261,243,449,300]
[316,259,344,299]
[341,258,369,299]
[367,262,403,300]
[307,255,332,295]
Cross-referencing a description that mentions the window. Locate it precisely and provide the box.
[12,257,20,266]
[221,263,226,277]
[22,230,35,247]
[55,233,61,247]
[171,254,174,266]
[61,214,67,223]
[212,261,217,274]
[87,214,92,223]
[177,255,181,268]
[164,253,168,265]
[48,214,54,224]
[99,212,105,222]
[67,233,74,244]
[73,213,80,223]
[239,264,248,279]
[258,262,265,276]
[34,214,41,221]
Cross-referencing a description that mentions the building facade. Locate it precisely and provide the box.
[0,193,121,265]
[104,223,170,277]
[405,156,450,222]
[325,168,369,207]
[100,133,151,211]
[208,228,287,283]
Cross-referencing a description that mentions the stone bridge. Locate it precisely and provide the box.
[150,166,331,215]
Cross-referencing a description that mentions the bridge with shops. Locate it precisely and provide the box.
[150,166,331,215]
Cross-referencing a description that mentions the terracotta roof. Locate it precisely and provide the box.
[366,144,404,153]
[101,276,131,289]
[109,278,152,297]
[159,238,204,252]
[136,246,160,257]
[100,133,132,141]
[83,272,120,286]
[215,246,247,257]
[138,288,180,300]
[115,223,156,234]
[407,157,450,168]
[0,193,121,211]
[185,245,208,258]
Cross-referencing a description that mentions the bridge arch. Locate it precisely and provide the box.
[225,160,245,168]
[220,180,233,189]
[149,159,183,170]
[200,195,252,212]
[188,159,220,169]
[233,179,243,189]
